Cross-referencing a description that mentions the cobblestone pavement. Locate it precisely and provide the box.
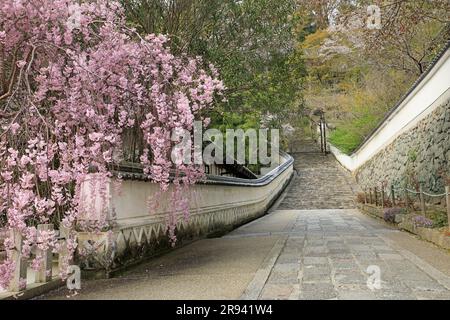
[279,140,359,210]
[39,208,450,300]
[38,140,450,300]
[254,140,450,300]
[250,209,450,300]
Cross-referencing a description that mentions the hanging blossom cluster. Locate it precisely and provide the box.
[0,0,224,289]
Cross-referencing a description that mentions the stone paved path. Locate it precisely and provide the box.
[248,209,450,300]
[37,146,450,300]
[38,208,450,300]
[279,140,359,210]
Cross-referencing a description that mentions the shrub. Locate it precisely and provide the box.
[426,211,448,228]
[356,192,366,204]
[383,207,405,223]
[412,215,434,228]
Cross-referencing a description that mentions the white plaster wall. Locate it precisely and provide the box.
[331,48,450,172]
[111,165,293,228]
[76,155,294,268]
[77,154,293,229]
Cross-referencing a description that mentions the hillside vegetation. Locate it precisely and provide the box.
[295,1,450,154]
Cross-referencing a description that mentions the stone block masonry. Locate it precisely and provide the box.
[355,99,450,194]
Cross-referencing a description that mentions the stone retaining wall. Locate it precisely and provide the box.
[355,99,450,194]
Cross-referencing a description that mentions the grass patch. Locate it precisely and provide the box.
[329,128,362,154]
[329,112,382,155]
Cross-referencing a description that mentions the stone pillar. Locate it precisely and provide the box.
[8,229,27,292]
[35,224,54,283]
[58,226,73,269]
[404,187,409,208]
[391,185,396,206]
[419,186,426,216]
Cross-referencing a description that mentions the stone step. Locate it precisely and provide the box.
[279,141,359,210]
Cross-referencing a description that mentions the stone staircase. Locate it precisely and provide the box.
[279,139,359,210]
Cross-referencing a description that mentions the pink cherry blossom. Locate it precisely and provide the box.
[0,0,223,289]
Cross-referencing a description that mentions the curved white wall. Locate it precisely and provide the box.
[76,154,294,272]
[332,47,450,172]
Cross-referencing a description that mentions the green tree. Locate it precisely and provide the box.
[294,0,449,154]
[120,0,306,131]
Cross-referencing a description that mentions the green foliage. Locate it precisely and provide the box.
[295,2,448,155]
[408,149,418,163]
[426,210,448,228]
[329,128,361,155]
[121,0,306,133]
[329,111,381,154]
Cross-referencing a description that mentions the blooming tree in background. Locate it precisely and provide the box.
[0,0,223,289]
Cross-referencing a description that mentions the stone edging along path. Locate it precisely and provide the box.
[357,203,450,251]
